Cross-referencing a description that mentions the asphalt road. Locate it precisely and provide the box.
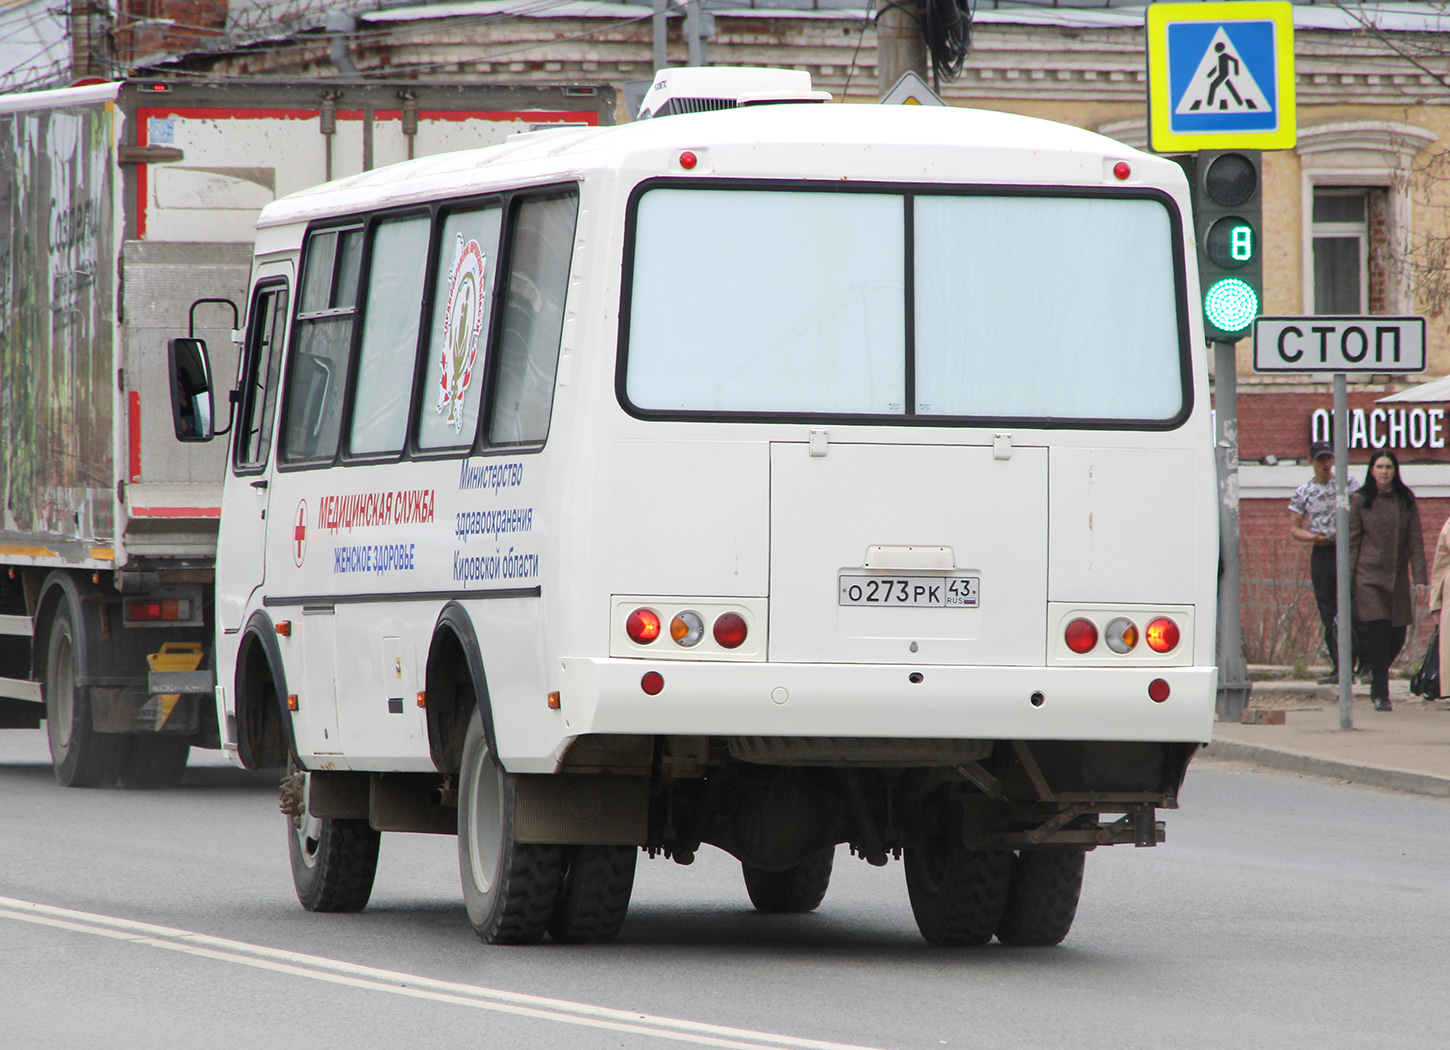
[1,729,1447,1050]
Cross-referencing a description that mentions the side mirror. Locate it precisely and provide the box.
[168,337,214,441]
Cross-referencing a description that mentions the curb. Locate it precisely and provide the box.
[1202,740,1450,798]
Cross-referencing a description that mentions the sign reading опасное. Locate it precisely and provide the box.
[1252,316,1427,374]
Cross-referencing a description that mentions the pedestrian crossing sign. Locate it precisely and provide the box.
[1146,2,1296,153]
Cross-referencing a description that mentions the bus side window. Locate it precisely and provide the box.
[417,204,503,451]
[234,283,289,471]
[488,192,579,446]
[348,214,431,456]
[281,226,363,464]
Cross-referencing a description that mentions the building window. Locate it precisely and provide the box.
[1310,186,1392,315]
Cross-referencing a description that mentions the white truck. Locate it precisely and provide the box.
[0,78,613,788]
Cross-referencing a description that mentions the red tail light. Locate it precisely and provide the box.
[626,608,661,644]
[641,672,664,695]
[1145,618,1180,653]
[1148,678,1171,702]
[713,612,748,649]
[1064,617,1098,654]
[124,598,192,623]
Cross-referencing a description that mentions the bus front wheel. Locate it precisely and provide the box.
[457,712,563,944]
[286,763,380,912]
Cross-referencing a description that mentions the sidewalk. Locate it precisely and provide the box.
[1204,677,1450,797]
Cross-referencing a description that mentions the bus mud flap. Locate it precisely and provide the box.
[513,775,649,845]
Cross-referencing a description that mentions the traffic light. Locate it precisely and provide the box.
[1188,149,1263,342]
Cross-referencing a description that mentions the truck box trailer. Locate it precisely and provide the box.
[0,78,613,787]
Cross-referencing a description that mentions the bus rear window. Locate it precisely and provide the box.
[621,186,1186,426]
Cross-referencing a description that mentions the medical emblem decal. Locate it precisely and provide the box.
[437,233,487,431]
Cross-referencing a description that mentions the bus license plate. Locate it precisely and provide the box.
[838,575,979,608]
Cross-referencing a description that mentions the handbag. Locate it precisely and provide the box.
[1410,631,1441,699]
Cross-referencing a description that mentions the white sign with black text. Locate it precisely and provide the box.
[1252,316,1426,373]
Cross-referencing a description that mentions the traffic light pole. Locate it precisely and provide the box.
[1214,338,1250,722]
[1334,374,1354,730]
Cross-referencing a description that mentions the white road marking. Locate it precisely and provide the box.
[0,896,885,1050]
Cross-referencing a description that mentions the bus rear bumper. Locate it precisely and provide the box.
[557,659,1217,745]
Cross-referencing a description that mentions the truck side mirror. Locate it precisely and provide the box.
[168,337,215,441]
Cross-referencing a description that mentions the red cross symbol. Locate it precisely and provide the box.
[292,499,308,567]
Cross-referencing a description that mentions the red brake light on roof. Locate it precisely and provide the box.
[1146,617,1180,653]
[679,150,698,170]
[626,608,661,644]
[1113,161,1131,180]
[712,612,748,649]
[1064,617,1098,654]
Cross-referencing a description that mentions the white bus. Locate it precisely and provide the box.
[170,70,1217,948]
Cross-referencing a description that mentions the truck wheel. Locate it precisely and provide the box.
[995,850,1086,947]
[549,845,638,943]
[287,765,380,912]
[904,836,1012,946]
[742,845,834,913]
[119,737,191,790]
[44,606,127,788]
[458,712,563,944]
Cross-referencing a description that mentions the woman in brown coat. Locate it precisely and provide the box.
[1349,450,1427,710]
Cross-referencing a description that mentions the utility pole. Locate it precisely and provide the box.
[69,0,113,81]
[877,2,928,99]
[684,1,713,67]
[1214,340,1250,723]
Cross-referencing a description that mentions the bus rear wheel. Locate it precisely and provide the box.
[286,764,381,912]
[549,845,637,943]
[44,605,127,788]
[904,835,1012,946]
[995,850,1086,947]
[458,712,564,944]
[742,845,834,913]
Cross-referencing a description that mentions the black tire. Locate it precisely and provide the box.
[44,605,128,788]
[995,850,1086,947]
[904,836,1013,946]
[119,736,191,790]
[458,711,564,944]
[549,845,638,943]
[743,845,834,913]
[287,765,381,912]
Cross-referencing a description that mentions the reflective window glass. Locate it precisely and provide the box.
[348,215,430,455]
[417,206,503,450]
[489,193,579,445]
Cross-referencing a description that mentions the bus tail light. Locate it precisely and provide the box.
[713,612,748,649]
[670,611,705,647]
[626,608,661,644]
[1146,618,1180,653]
[1148,678,1170,702]
[641,672,664,695]
[1064,617,1098,654]
[1104,617,1139,654]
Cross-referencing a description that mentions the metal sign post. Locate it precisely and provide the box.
[1253,316,1427,730]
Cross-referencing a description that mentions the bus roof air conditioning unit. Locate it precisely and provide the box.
[636,67,831,120]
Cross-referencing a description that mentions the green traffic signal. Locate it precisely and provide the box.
[1203,277,1259,334]
[1188,150,1263,341]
